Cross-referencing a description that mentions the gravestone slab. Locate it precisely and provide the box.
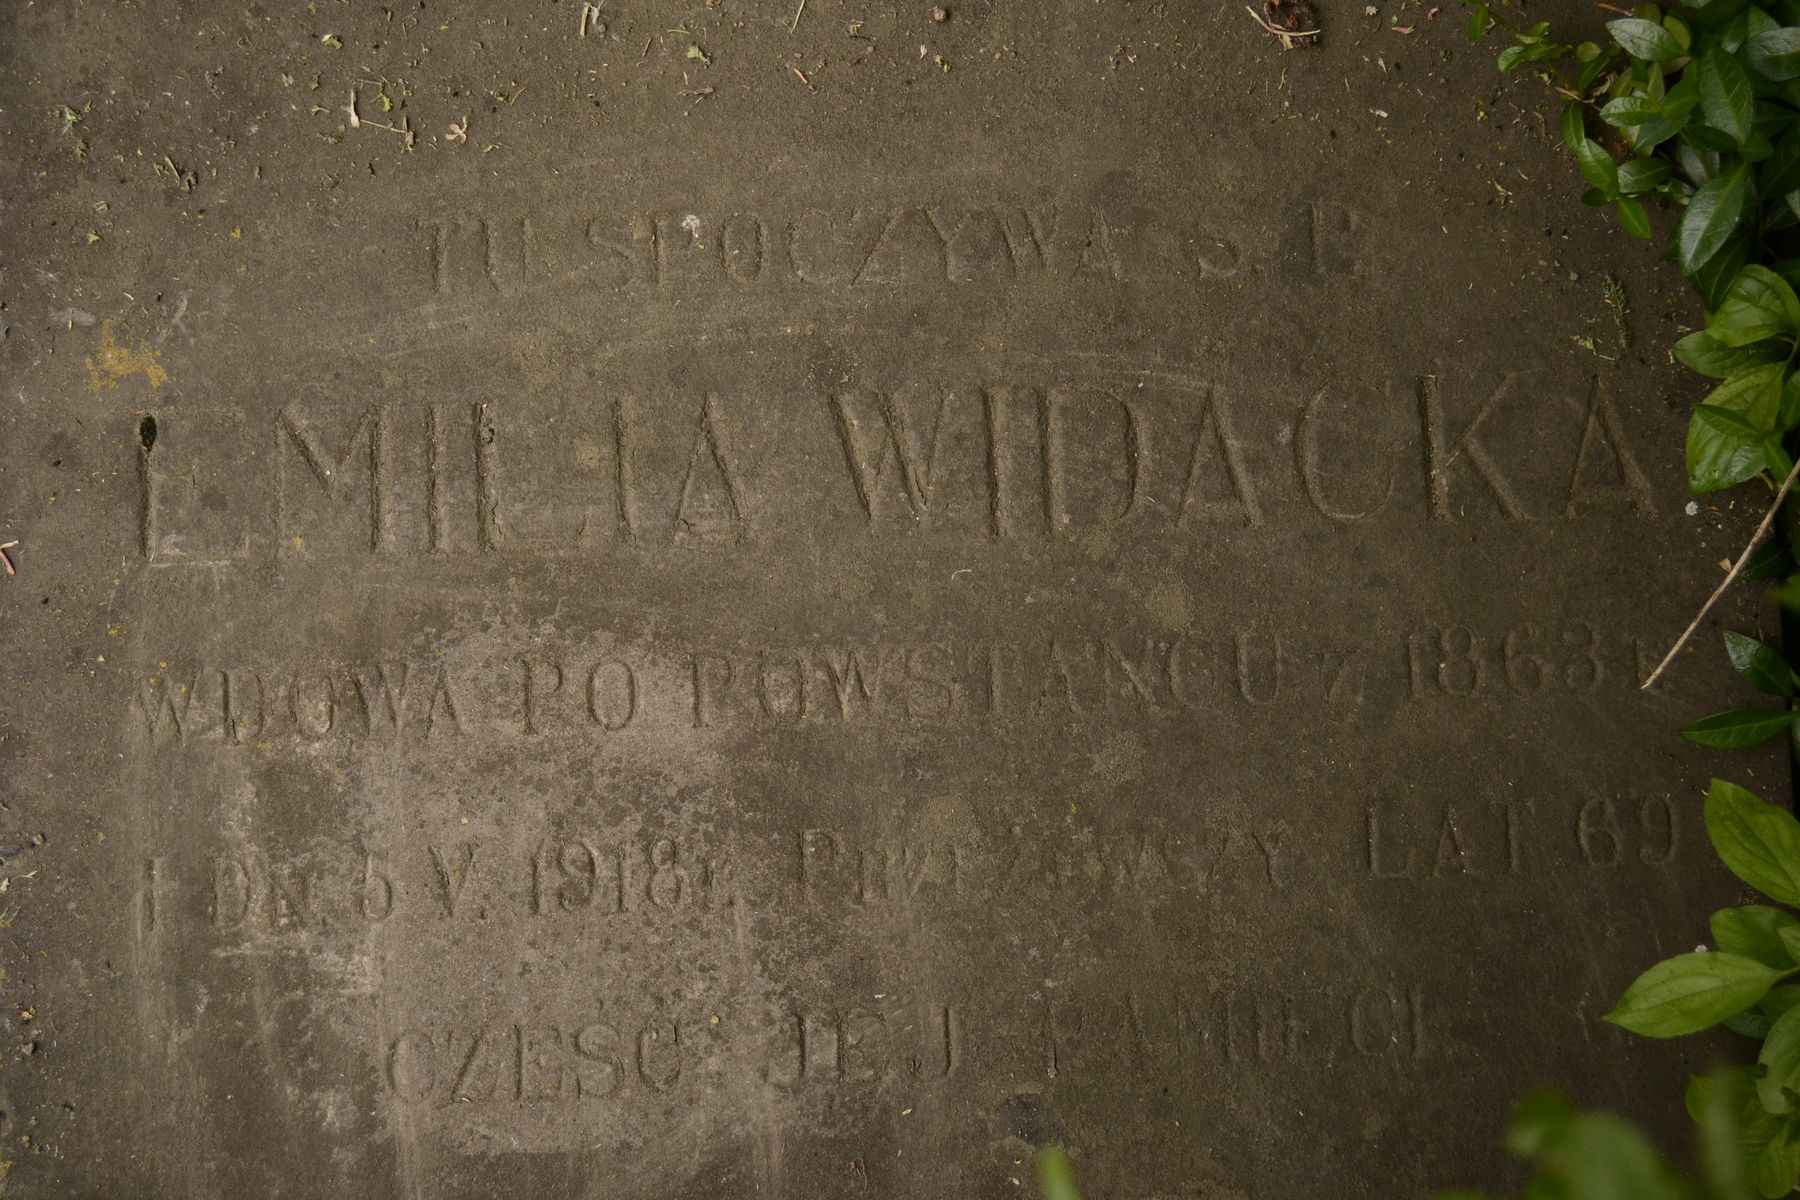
[0,1,1780,1197]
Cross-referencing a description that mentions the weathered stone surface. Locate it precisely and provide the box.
[0,1,1780,1196]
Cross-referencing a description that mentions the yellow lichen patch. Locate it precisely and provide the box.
[85,320,168,391]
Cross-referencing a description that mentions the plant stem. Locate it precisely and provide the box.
[1644,454,1800,689]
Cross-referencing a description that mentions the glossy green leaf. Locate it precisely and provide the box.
[1748,26,1800,79]
[1761,1005,1800,1112]
[1707,778,1800,906]
[1725,631,1796,695]
[1618,196,1653,236]
[1701,46,1757,141]
[1700,362,1785,425]
[1576,137,1621,192]
[1602,94,1667,126]
[1693,231,1755,309]
[1681,165,1751,272]
[1612,16,1688,59]
[1618,158,1674,194]
[1498,41,1568,71]
[1713,905,1800,966]
[1560,101,1586,153]
[1688,121,1745,152]
[1711,265,1800,344]
[1580,42,1623,89]
[1763,130,1800,196]
[1674,329,1786,377]
[1680,707,1800,747]
[1781,370,1800,427]
[1606,950,1784,1036]
[1688,403,1771,492]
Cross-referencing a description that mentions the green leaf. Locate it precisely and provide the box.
[1675,329,1787,377]
[1713,905,1800,967]
[1691,1068,1800,1200]
[1507,1088,1577,1157]
[1725,631,1796,696]
[1726,1008,1773,1038]
[1701,362,1785,425]
[1498,41,1568,71]
[1766,983,1800,1021]
[1712,265,1800,344]
[1764,131,1800,197]
[1694,1068,1755,1200]
[1666,12,1693,50]
[1560,101,1586,153]
[1580,43,1623,90]
[1556,1115,1692,1200]
[1747,1122,1800,1199]
[1607,950,1784,1036]
[1748,27,1800,80]
[1618,196,1652,236]
[1466,2,1492,41]
[1762,1005,1800,1112]
[1038,1149,1085,1200]
[1745,541,1798,580]
[1680,164,1751,273]
[1707,778,1800,906]
[1693,232,1754,310]
[1781,370,1800,427]
[1689,402,1771,492]
[1700,47,1757,142]
[1688,122,1745,153]
[1602,94,1666,127]
[1618,158,1673,194]
[1680,707,1800,748]
[1611,16,1687,60]
[1575,138,1620,193]
[1773,259,1800,295]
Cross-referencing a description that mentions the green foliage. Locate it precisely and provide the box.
[1455,5,1800,1173]
[1439,1065,1800,1200]
[1467,0,1800,500]
[1442,1074,1786,1200]
[1459,780,1800,1197]
[1038,1149,1085,1200]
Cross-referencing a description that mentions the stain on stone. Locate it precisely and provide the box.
[86,320,168,391]
[995,1092,1061,1148]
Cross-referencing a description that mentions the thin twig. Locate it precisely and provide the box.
[1243,5,1320,37]
[1642,455,1800,689]
[791,0,806,32]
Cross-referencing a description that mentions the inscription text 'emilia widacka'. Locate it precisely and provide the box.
[133,368,1652,565]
